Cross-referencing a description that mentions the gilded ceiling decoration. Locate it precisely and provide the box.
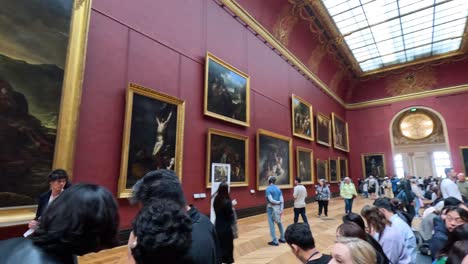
[392,109,444,145]
[329,69,345,92]
[272,3,300,47]
[385,68,437,96]
[307,45,327,73]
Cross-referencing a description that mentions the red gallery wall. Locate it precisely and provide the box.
[64,0,347,230]
[347,92,468,180]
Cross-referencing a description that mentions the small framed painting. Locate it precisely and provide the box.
[291,94,314,141]
[296,147,314,185]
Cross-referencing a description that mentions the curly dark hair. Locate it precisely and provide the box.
[31,184,119,256]
[131,199,192,264]
[132,170,186,207]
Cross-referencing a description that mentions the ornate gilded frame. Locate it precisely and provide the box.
[0,0,92,226]
[316,159,329,182]
[204,52,250,127]
[206,128,249,188]
[329,158,339,183]
[118,83,185,198]
[291,94,314,141]
[316,112,332,147]
[361,153,387,178]
[296,147,314,185]
[256,129,293,190]
[332,112,350,152]
[339,157,348,180]
[459,146,468,176]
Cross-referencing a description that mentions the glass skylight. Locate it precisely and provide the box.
[321,0,468,72]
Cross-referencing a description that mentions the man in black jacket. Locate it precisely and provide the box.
[132,170,221,264]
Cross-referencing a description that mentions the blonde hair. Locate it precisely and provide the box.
[335,237,376,264]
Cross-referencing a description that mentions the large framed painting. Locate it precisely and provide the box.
[0,0,91,225]
[361,153,386,178]
[316,112,331,147]
[291,95,314,141]
[206,129,248,188]
[329,158,339,183]
[296,147,314,185]
[316,159,329,182]
[118,83,185,198]
[332,113,350,152]
[204,52,250,127]
[339,157,348,180]
[460,147,468,176]
[257,129,292,190]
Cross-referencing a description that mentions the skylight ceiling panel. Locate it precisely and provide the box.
[353,44,380,62]
[370,19,401,42]
[432,38,462,54]
[362,0,399,25]
[406,44,432,61]
[399,0,434,15]
[326,0,361,16]
[335,8,367,34]
[400,7,434,33]
[345,29,373,49]
[375,36,405,57]
[404,28,433,50]
[434,1,467,25]
[360,58,383,71]
[381,51,405,65]
[432,20,466,42]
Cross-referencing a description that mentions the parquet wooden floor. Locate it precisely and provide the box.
[79,196,394,264]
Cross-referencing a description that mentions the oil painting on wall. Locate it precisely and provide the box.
[118,84,185,198]
[292,95,313,141]
[332,113,349,152]
[316,159,328,182]
[361,153,386,178]
[296,147,314,184]
[329,158,339,183]
[204,52,250,127]
[316,113,331,147]
[0,0,74,208]
[206,129,248,187]
[257,129,292,190]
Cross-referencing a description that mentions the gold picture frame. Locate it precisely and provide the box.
[316,112,331,147]
[316,159,329,182]
[329,158,339,183]
[332,113,350,152]
[206,129,249,188]
[291,94,314,141]
[256,129,293,190]
[204,52,250,127]
[296,147,314,185]
[339,157,348,181]
[0,0,92,226]
[361,153,386,178]
[460,146,468,176]
[118,83,185,198]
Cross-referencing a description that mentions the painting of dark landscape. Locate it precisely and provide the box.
[0,0,73,208]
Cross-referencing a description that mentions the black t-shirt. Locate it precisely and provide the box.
[307,254,332,264]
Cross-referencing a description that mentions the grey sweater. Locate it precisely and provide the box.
[316,185,331,201]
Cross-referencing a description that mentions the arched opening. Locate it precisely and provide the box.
[389,106,451,179]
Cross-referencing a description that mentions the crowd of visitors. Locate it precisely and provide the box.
[0,167,467,264]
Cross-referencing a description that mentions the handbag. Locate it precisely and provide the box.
[231,207,238,239]
[316,186,323,201]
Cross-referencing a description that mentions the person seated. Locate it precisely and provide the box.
[433,224,468,264]
[284,223,331,264]
[430,204,468,260]
[28,169,69,231]
[128,199,192,264]
[336,222,389,264]
[329,237,377,264]
[0,184,119,264]
[446,240,468,264]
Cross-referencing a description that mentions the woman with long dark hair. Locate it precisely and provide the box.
[339,217,390,264]
[214,182,235,264]
[434,223,468,264]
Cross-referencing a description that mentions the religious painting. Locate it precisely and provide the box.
[296,147,314,185]
[257,129,292,190]
[118,83,185,198]
[291,94,314,141]
[460,147,468,176]
[332,113,349,152]
[316,159,329,182]
[206,129,248,188]
[361,153,386,178]
[316,112,331,147]
[329,158,339,183]
[0,0,91,224]
[339,157,348,180]
[204,52,250,127]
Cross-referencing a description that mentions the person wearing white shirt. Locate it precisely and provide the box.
[293,177,308,225]
[440,168,463,201]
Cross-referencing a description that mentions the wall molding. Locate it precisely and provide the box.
[218,0,468,110]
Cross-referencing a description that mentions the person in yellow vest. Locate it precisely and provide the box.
[340,177,357,215]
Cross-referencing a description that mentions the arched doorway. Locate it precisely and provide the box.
[389,106,451,178]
